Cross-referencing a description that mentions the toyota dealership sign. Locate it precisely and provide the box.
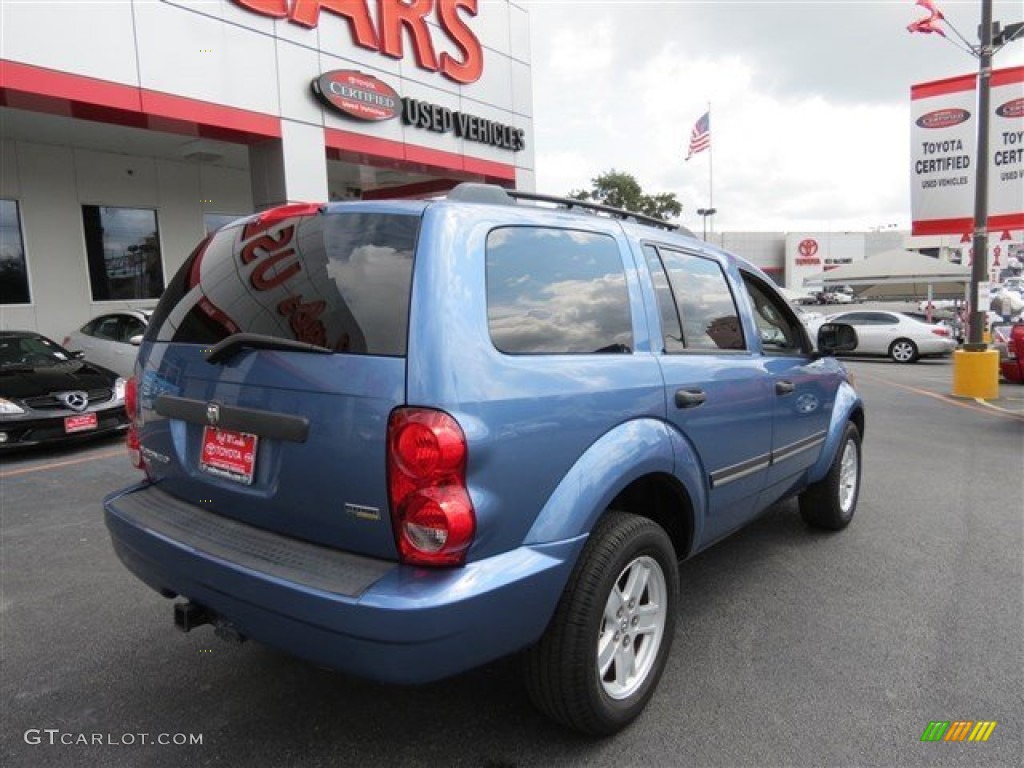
[910,66,1023,239]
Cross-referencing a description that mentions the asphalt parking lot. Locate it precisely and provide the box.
[2,358,1022,768]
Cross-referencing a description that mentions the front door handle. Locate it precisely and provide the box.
[675,388,707,409]
[775,380,796,396]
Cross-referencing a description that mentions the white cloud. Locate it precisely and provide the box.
[525,0,1024,233]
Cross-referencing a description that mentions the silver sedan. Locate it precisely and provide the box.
[810,310,956,363]
[64,310,151,378]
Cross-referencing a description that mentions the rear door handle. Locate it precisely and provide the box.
[675,389,707,409]
[775,380,796,396]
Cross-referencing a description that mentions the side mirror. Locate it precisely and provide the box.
[71,350,86,360]
[129,334,144,346]
[817,323,858,356]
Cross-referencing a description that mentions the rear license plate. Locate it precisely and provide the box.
[64,413,98,434]
[200,426,258,485]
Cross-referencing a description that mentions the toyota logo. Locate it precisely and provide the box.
[59,391,89,412]
[798,239,819,258]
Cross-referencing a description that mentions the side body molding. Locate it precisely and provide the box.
[523,418,708,551]
[807,381,865,483]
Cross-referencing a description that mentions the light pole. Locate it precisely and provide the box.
[697,207,716,241]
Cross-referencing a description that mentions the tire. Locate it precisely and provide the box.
[889,338,919,363]
[524,511,679,736]
[799,422,861,530]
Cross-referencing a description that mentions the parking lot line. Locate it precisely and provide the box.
[855,372,1024,422]
[0,447,125,479]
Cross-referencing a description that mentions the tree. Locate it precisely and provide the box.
[569,170,682,222]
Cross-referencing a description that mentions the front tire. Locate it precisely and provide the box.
[889,338,919,363]
[524,512,679,736]
[799,422,861,530]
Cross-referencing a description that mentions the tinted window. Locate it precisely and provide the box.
[82,206,164,301]
[643,245,685,353]
[486,227,633,355]
[658,247,745,351]
[0,199,30,304]
[149,212,420,356]
[741,273,808,354]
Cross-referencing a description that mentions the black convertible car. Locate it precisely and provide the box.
[0,330,129,451]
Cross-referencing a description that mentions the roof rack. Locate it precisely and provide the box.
[446,182,682,233]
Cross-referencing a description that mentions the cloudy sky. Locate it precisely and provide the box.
[522,0,1024,233]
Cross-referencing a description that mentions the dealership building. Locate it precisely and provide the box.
[0,0,534,340]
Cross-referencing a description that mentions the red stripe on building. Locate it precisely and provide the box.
[1,59,279,143]
[325,127,516,183]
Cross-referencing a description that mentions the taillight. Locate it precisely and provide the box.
[124,377,145,471]
[931,327,950,337]
[387,408,475,567]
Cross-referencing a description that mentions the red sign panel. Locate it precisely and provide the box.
[312,70,399,122]
[64,413,98,434]
[200,427,258,485]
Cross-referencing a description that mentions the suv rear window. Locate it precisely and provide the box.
[147,212,419,356]
[485,226,633,355]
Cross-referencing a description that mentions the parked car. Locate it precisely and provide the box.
[104,184,865,736]
[809,310,955,363]
[0,330,128,450]
[993,322,1024,384]
[64,310,151,378]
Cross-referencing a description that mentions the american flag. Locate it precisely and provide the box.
[685,112,710,161]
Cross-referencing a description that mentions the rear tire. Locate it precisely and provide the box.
[799,422,861,531]
[889,338,918,363]
[524,512,679,736]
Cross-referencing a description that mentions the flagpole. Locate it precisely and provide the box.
[708,103,714,239]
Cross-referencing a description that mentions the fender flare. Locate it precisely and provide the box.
[808,380,864,483]
[523,417,708,548]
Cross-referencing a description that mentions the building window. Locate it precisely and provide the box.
[82,205,165,301]
[486,227,633,355]
[204,212,246,234]
[0,199,30,304]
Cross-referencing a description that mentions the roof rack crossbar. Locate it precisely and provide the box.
[505,190,679,231]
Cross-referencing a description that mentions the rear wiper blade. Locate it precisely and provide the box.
[205,333,333,364]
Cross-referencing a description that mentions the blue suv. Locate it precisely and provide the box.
[104,184,864,735]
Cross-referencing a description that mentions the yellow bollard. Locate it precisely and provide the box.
[951,349,1000,399]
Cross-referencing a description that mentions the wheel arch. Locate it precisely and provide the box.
[808,381,865,483]
[523,418,703,561]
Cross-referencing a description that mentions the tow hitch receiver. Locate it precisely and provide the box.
[174,601,210,632]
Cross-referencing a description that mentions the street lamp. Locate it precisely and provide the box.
[697,207,717,241]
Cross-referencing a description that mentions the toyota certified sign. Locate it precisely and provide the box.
[312,71,399,122]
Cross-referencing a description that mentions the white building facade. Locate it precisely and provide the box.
[0,0,534,339]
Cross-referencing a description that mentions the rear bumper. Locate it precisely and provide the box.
[104,483,583,683]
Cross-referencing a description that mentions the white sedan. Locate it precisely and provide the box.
[63,309,151,378]
[810,310,956,363]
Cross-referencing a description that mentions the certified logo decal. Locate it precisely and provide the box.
[312,70,399,122]
[916,108,971,129]
[995,98,1024,119]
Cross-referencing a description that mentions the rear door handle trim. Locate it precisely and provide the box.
[674,389,707,409]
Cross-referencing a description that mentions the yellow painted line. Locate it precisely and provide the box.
[0,447,125,479]
[856,372,1024,422]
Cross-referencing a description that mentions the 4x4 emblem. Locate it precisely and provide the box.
[59,391,89,412]
[206,403,220,426]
